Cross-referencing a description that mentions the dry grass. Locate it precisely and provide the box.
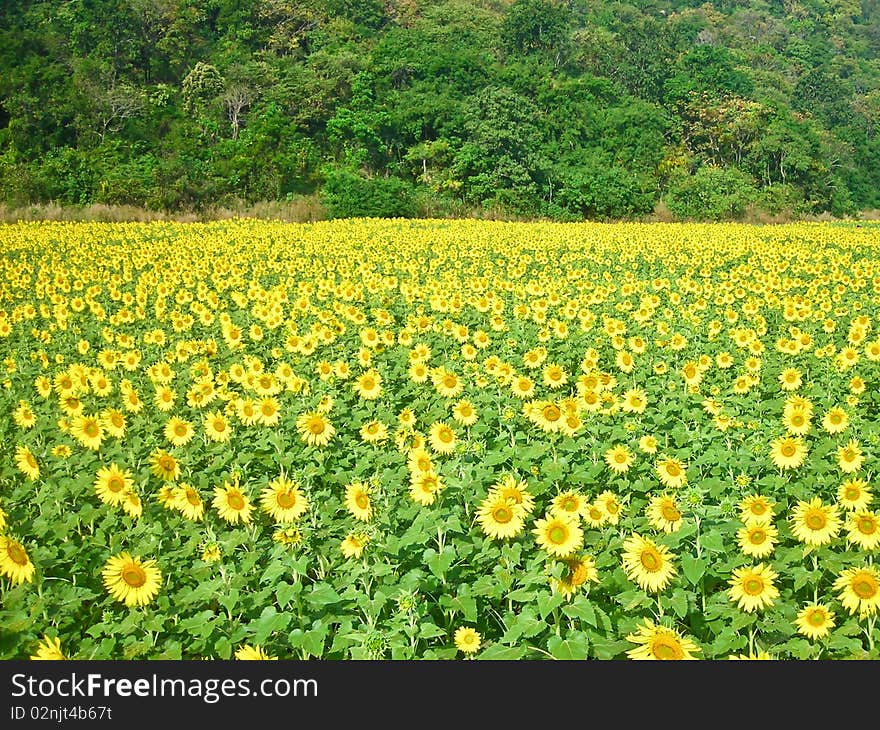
[0,197,326,224]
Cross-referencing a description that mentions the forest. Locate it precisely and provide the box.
[1,0,879,220]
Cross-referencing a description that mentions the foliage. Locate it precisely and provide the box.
[1,1,879,219]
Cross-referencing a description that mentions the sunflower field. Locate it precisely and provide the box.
[2,219,880,661]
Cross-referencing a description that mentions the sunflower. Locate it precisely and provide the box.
[625,620,700,660]
[409,471,443,506]
[834,565,880,616]
[646,494,683,533]
[782,407,811,436]
[533,513,583,558]
[837,440,864,473]
[655,456,687,489]
[428,421,457,455]
[122,490,142,519]
[822,407,849,434]
[582,501,608,527]
[552,555,599,597]
[173,483,205,521]
[551,491,586,521]
[596,491,623,525]
[149,449,180,482]
[257,396,281,426]
[70,414,104,450]
[30,635,66,660]
[345,481,373,521]
[164,417,194,447]
[14,444,40,480]
[795,603,836,640]
[201,543,222,563]
[769,436,807,470]
[621,533,677,593]
[360,419,388,444]
[101,409,126,438]
[204,410,232,443]
[477,494,525,540]
[0,536,35,585]
[791,498,842,547]
[728,563,779,612]
[838,479,873,511]
[604,444,633,473]
[638,435,658,454]
[434,369,464,398]
[737,522,778,558]
[260,477,309,523]
[407,447,435,476]
[453,627,481,655]
[296,411,335,448]
[452,399,478,426]
[739,495,775,525]
[235,644,277,660]
[846,511,880,551]
[488,475,535,514]
[94,464,133,507]
[353,369,382,400]
[101,552,161,607]
[213,482,253,524]
[341,532,369,558]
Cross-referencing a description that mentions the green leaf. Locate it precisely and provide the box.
[548,634,589,660]
[478,644,526,660]
[682,554,706,585]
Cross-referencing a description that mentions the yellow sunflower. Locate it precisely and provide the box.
[769,436,807,470]
[101,552,161,607]
[345,481,373,521]
[625,620,700,660]
[296,411,335,447]
[0,536,35,585]
[477,494,526,540]
[260,477,309,523]
[30,635,66,660]
[834,565,880,616]
[93,464,133,507]
[213,482,253,524]
[790,498,842,547]
[728,563,779,612]
[621,533,677,593]
[795,603,836,640]
[533,513,583,558]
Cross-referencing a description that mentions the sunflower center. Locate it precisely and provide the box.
[665,463,681,477]
[443,376,456,388]
[544,406,561,422]
[750,503,767,515]
[276,491,296,508]
[213,420,226,432]
[845,487,860,500]
[744,578,764,595]
[661,505,680,522]
[186,490,200,506]
[781,443,796,457]
[362,378,374,390]
[640,549,661,572]
[808,610,826,627]
[806,512,826,530]
[651,637,683,660]
[309,419,325,434]
[122,565,146,588]
[160,456,174,471]
[493,506,512,524]
[108,476,125,492]
[262,404,275,416]
[858,517,876,535]
[228,492,245,510]
[749,529,766,544]
[614,452,627,464]
[853,578,877,599]
[7,543,28,565]
[439,428,453,442]
[355,494,369,509]
[175,424,187,436]
[548,525,568,544]
[561,497,577,512]
[84,422,99,437]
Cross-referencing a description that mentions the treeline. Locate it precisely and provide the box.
[1,0,879,220]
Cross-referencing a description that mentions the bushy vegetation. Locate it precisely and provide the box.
[1,1,879,220]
